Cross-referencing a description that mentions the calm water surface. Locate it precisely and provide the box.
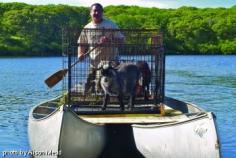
[0,56,235,157]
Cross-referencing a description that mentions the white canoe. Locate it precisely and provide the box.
[28,97,221,158]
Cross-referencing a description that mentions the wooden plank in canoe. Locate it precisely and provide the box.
[80,113,186,124]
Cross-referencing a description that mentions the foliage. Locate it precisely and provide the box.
[0,3,89,56]
[0,2,236,56]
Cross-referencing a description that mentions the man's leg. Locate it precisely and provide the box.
[84,68,96,94]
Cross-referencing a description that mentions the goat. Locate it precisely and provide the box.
[100,63,141,111]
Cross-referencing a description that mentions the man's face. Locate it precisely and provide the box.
[90,5,103,24]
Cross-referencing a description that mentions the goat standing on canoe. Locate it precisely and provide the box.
[100,63,141,111]
[99,61,151,111]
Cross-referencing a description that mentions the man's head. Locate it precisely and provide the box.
[90,3,103,24]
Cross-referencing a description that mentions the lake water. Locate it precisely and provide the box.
[0,56,235,157]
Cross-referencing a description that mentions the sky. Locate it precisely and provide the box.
[0,0,235,8]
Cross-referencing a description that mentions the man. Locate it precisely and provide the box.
[78,3,124,94]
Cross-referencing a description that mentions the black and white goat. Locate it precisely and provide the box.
[100,63,141,111]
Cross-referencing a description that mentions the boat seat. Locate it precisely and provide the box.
[32,104,58,119]
[32,113,48,119]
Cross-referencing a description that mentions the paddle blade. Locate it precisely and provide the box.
[45,69,68,88]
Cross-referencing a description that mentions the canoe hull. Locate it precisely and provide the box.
[28,106,106,158]
[133,112,220,158]
[28,107,62,157]
[59,107,105,158]
[28,97,221,158]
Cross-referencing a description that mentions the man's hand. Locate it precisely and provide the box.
[99,36,110,43]
[78,53,85,61]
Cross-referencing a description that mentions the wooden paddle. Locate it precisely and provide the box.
[45,45,98,88]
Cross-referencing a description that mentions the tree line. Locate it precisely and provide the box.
[0,2,235,56]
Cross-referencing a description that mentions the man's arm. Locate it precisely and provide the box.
[78,44,88,60]
[99,35,124,44]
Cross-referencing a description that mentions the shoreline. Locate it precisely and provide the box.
[1,54,236,58]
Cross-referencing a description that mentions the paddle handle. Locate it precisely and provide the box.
[69,44,99,69]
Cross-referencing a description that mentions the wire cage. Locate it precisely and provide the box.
[62,28,165,111]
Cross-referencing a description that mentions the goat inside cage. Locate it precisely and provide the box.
[62,28,165,112]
